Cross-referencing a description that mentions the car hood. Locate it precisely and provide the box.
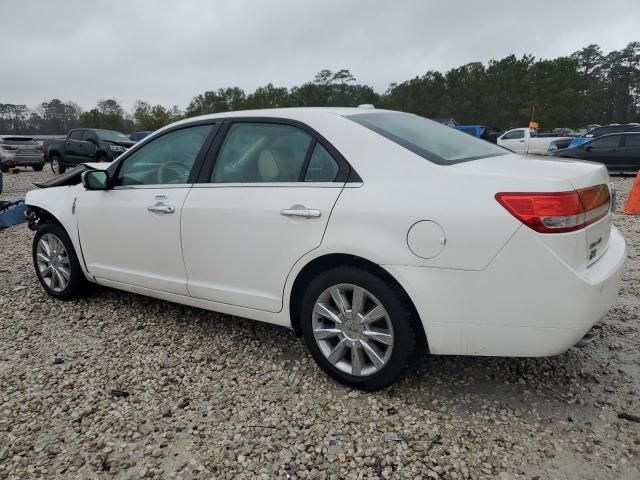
[32,163,108,189]
[107,140,136,148]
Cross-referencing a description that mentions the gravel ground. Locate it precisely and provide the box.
[0,168,639,480]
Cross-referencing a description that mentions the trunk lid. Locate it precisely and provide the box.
[454,153,613,271]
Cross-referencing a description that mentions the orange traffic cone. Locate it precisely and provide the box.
[623,171,640,214]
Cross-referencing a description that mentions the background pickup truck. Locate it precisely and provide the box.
[45,128,135,174]
[497,128,570,155]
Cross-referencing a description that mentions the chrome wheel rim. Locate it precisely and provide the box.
[36,234,70,292]
[51,158,59,174]
[312,284,394,376]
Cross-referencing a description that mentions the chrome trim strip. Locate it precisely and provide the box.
[191,182,344,189]
[112,184,192,190]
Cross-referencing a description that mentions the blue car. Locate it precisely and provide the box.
[454,125,501,143]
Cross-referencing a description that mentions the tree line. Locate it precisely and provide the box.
[1,42,638,135]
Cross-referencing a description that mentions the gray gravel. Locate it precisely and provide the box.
[1,168,639,479]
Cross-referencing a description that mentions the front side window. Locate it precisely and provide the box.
[116,124,215,186]
[589,135,620,149]
[347,112,507,164]
[623,134,640,147]
[212,123,312,183]
[503,129,525,140]
[82,130,97,141]
[69,130,83,140]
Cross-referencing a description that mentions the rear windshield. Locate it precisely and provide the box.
[346,112,507,164]
[1,137,37,145]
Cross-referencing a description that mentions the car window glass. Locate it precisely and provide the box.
[503,130,524,140]
[589,135,620,149]
[212,123,312,183]
[69,130,83,140]
[82,131,95,141]
[624,135,640,147]
[116,124,215,186]
[304,143,339,182]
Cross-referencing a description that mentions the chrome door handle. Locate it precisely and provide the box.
[280,207,321,219]
[147,203,175,214]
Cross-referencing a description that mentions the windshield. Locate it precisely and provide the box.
[346,112,507,164]
[95,130,131,142]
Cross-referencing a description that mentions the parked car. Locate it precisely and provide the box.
[130,131,154,142]
[25,108,625,390]
[564,123,640,150]
[454,125,501,143]
[45,128,135,174]
[551,132,640,173]
[497,128,570,155]
[0,136,45,172]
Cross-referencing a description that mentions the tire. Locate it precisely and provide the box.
[50,155,65,175]
[32,223,87,300]
[33,164,44,172]
[300,266,420,391]
[0,165,7,173]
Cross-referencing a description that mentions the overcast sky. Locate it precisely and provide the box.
[2,0,639,111]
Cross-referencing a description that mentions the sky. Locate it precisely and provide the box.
[2,0,639,112]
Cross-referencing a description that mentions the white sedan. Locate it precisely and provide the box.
[25,108,626,390]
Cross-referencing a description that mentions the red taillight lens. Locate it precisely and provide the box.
[1,145,18,151]
[496,185,610,233]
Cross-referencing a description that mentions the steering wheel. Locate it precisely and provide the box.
[157,161,190,184]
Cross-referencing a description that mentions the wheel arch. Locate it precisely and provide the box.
[288,253,427,350]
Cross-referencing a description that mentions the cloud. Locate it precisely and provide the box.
[2,0,639,111]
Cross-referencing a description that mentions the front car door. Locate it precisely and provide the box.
[181,120,349,312]
[65,129,85,164]
[77,123,218,295]
[499,129,526,153]
[79,130,99,161]
[582,134,623,169]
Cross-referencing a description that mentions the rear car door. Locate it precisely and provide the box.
[618,134,640,171]
[181,120,348,312]
[77,123,218,294]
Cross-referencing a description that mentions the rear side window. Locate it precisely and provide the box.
[212,123,312,183]
[589,135,621,148]
[624,134,640,147]
[305,143,339,182]
[347,112,506,164]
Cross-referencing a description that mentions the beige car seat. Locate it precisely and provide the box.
[257,147,299,182]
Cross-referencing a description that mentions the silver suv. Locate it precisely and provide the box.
[0,136,45,172]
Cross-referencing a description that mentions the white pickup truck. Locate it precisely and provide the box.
[497,128,570,155]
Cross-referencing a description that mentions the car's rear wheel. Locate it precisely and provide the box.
[50,155,65,175]
[300,266,420,390]
[33,223,86,299]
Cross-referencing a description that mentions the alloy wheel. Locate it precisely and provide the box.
[312,283,394,376]
[36,233,71,292]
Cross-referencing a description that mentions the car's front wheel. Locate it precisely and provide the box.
[33,223,86,299]
[50,155,65,175]
[300,266,420,391]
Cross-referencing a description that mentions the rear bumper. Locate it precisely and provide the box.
[1,155,45,167]
[385,226,626,357]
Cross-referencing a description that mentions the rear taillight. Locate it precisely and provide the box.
[496,184,610,233]
[1,145,18,151]
[36,145,43,151]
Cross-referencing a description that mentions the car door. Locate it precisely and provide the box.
[181,120,348,312]
[582,135,623,169]
[618,134,640,171]
[499,129,526,153]
[79,130,99,161]
[65,129,85,164]
[77,123,218,295]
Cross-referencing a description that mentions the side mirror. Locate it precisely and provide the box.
[81,170,109,190]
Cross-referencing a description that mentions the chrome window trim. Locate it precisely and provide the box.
[191,182,346,189]
[112,184,193,190]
